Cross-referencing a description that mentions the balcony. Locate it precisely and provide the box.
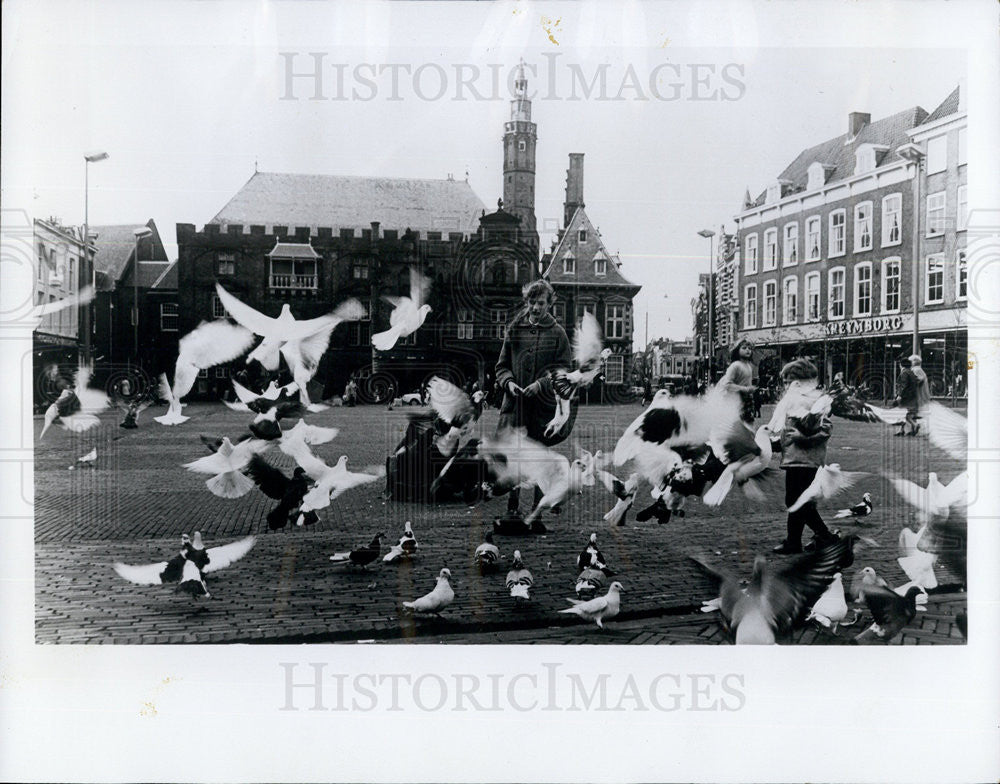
[269,274,317,290]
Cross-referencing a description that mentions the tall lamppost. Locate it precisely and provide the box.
[897,143,925,356]
[697,229,716,384]
[82,151,109,365]
[132,226,153,365]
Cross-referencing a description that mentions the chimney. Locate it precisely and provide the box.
[564,153,585,228]
[848,112,870,138]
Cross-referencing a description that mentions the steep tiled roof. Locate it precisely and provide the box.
[209,172,486,235]
[542,207,639,289]
[150,260,177,290]
[91,220,168,290]
[923,85,961,124]
[748,105,929,207]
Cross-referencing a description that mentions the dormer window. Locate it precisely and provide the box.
[807,162,833,191]
[766,183,783,204]
[593,250,607,276]
[562,250,576,275]
[854,144,887,176]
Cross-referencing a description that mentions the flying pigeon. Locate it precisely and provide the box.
[505,550,534,603]
[920,402,967,460]
[384,521,419,562]
[112,532,257,599]
[833,492,873,519]
[155,319,257,424]
[474,531,501,574]
[27,285,95,328]
[329,532,385,568]
[182,436,270,498]
[243,453,319,530]
[848,566,889,604]
[805,572,851,631]
[40,365,110,438]
[689,537,853,644]
[214,282,362,374]
[559,581,624,629]
[787,464,870,513]
[853,585,925,644]
[863,403,908,426]
[597,470,639,527]
[544,311,610,438]
[372,267,432,351]
[283,441,384,513]
[478,428,590,528]
[278,419,339,453]
[897,550,938,590]
[703,422,774,506]
[229,379,305,440]
[887,471,968,526]
[403,567,454,614]
[575,532,611,574]
[117,396,152,429]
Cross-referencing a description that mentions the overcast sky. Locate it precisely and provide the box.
[0,2,969,347]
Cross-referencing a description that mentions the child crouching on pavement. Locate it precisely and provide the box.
[493,279,574,534]
[767,358,840,555]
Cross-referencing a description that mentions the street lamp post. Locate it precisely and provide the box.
[82,151,109,366]
[697,229,716,385]
[133,226,153,366]
[897,143,925,356]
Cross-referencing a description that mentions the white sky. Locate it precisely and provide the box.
[1,2,967,348]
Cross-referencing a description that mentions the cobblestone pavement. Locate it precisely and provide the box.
[33,401,967,645]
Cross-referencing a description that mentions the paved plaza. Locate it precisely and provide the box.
[34,401,966,645]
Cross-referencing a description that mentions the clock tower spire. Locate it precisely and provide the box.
[503,60,538,250]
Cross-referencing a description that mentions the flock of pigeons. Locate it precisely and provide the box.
[37,282,968,643]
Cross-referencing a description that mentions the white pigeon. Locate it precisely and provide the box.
[283,440,384,512]
[505,550,534,602]
[888,471,968,526]
[787,464,870,513]
[27,285,95,328]
[478,429,591,527]
[474,531,501,573]
[865,404,908,426]
[225,379,284,412]
[703,422,774,506]
[921,402,967,460]
[372,267,432,351]
[77,448,98,465]
[182,436,270,498]
[893,581,930,607]
[40,365,110,438]
[384,521,419,562]
[614,387,740,467]
[402,568,454,614]
[278,418,339,454]
[544,312,611,438]
[215,282,363,374]
[559,581,624,629]
[848,566,889,604]
[597,470,639,527]
[155,319,257,424]
[805,572,850,631]
[897,551,938,590]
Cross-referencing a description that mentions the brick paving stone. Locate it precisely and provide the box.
[33,403,967,645]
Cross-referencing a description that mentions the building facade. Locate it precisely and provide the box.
[541,153,642,398]
[733,87,966,398]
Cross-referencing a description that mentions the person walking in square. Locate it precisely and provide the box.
[893,354,931,436]
[494,279,574,534]
[768,358,840,555]
[719,339,757,423]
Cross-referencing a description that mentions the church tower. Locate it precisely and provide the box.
[503,61,538,250]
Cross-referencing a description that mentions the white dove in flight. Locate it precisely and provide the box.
[282,440,384,513]
[787,464,870,513]
[39,364,109,438]
[182,436,270,498]
[372,267,432,351]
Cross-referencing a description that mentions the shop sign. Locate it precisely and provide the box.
[825,315,904,336]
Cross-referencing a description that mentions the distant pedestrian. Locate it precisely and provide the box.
[719,339,757,423]
[893,355,930,436]
[386,383,396,410]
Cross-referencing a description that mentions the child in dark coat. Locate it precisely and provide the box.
[493,279,574,533]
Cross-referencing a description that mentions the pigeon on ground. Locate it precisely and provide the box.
[897,550,938,590]
[384,521,419,562]
[848,566,889,604]
[182,436,270,498]
[853,585,925,644]
[689,537,853,644]
[559,582,624,629]
[403,568,454,614]
[474,531,501,574]
[805,572,851,631]
[575,552,610,597]
[575,532,611,573]
[155,319,257,424]
[330,532,385,568]
[40,365,110,438]
[597,470,640,527]
[505,550,534,604]
[243,453,318,529]
[787,464,870,513]
[283,441,384,513]
[112,532,257,598]
[372,267,432,351]
[920,402,967,460]
[118,397,152,429]
[703,422,774,506]
[77,448,98,465]
[544,312,610,438]
[834,492,873,519]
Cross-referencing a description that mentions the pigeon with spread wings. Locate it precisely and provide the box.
[372,267,432,351]
[182,436,270,498]
[40,365,110,438]
[544,311,610,438]
[243,453,319,530]
[786,464,870,513]
[282,440,384,513]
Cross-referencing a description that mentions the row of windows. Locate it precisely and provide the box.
[36,246,77,291]
[744,187,967,274]
[562,253,605,275]
[742,253,967,329]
